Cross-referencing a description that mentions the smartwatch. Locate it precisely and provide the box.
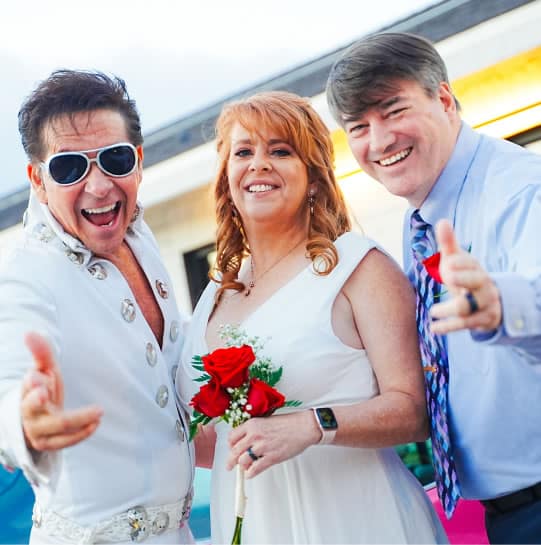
[312,407,338,445]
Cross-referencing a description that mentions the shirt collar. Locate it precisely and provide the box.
[413,122,481,228]
[23,190,145,265]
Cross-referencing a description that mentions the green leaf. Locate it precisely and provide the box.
[284,400,302,407]
[189,422,199,441]
[189,414,212,441]
[267,368,283,387]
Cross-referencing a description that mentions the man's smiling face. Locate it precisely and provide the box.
[29,109,143,259]
[344,79,460,208]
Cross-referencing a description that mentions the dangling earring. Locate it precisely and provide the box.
[308,188,316,216]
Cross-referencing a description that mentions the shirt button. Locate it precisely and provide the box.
[121,299,136,322]
[65,249,84,265]
[156,385,169,408]
[176,419,185,441]
[514,318,525,330]
[145,343,157,367]
[170,321,180,342]
[171,364,178,385]
[87,263,107,280]
[156,279,169,299]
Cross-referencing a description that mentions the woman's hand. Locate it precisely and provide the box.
[226,411,321,478]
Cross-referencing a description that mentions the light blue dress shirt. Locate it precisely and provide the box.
[402,123,541,500]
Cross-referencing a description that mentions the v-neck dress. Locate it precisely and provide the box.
[177,232,447,544]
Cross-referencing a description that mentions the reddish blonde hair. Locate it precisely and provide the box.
[212,91,351,302]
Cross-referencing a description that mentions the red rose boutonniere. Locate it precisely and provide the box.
[422,252,442,283]
[189,325,300,544]
[422,244,471,287]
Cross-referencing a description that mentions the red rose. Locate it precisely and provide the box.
[422,252,442,283]
[246,378,285,417]
[190,379,231,418]
[202,345,255,388]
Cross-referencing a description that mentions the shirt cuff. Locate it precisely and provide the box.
[0,385,60,490]
[473,272,541,345]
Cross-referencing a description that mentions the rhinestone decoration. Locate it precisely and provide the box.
[87,263,107,280]
[169,321,180,342]
[171,364,178,385]
[156,279,169,299]
[146,343,157,367]
[121,299,136,322]
[176,419,185,442]
[65,250,84,265]
[32,223,55,243]
[152,512,170,535]
[156,385,169,408]
[127,506,149,542]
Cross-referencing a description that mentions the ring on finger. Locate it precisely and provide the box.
[246,446,260,462]
[465,291,479,314]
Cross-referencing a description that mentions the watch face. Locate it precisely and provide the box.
[316,407,338,430]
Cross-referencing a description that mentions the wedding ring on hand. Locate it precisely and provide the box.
[246,446,260,462]
[465,291,479,314]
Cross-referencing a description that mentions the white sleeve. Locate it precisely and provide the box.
[0,265,61,489]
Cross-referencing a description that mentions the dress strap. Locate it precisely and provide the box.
[305,231,380,308]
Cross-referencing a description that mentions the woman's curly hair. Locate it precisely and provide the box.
[212,91,351,303]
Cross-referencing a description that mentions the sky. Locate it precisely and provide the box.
[0,0,436,198]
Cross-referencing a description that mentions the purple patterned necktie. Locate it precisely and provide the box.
[410,210,460,519]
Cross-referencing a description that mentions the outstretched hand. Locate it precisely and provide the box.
[429,220,502,334]
[21,332,103,451]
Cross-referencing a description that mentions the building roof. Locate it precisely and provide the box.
[0,0,534,232]
[141,0,534,168]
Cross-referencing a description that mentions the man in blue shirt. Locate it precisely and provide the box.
[327,32,541,544]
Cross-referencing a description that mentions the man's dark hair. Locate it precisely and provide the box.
[18,69,143,162]
[326,32,457,125]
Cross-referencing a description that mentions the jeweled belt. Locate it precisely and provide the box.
[32,491,193,543]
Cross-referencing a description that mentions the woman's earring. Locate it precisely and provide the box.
[308,189,316,216]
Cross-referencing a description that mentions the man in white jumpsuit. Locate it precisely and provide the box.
[0,70,194,544]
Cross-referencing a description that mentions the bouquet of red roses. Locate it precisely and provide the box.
[188,325,300,544]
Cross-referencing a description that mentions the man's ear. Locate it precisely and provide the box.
[438,82,458,116]
[135,145,144,187]
[27,163,48,204]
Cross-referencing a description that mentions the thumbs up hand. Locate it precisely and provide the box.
[429,220,502,334]
[21,332,103,451]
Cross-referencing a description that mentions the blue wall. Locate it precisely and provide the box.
[0,468,33,543]
[0,467,212,543]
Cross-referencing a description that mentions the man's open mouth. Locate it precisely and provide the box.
[82,201,121,227]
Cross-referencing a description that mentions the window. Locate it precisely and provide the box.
[183,243,216,310]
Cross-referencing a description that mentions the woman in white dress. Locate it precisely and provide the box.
[177,91,447,544]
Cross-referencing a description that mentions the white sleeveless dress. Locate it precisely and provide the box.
[178,232,447,544]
